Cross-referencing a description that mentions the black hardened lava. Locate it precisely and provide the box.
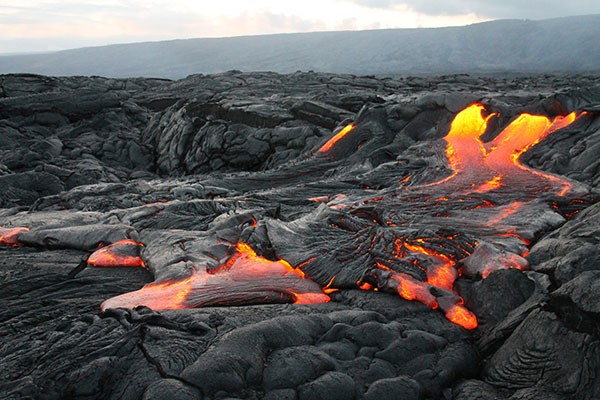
[1,72,599,400]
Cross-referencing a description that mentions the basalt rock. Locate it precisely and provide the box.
[1,71,600,400]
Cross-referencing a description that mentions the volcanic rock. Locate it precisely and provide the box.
[1,71,599,400]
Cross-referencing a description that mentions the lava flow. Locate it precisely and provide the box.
[437,103,582,197]
[0,227,29,247]
[348,103,584,329]
[318,123,355,153]
[0,104,585,333]
[87,239,145,268]
[100,242,330,311]
[101,104,581,329]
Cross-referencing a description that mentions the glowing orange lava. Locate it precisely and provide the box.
[363,104,583,330]
[403,242,457,290]
[445,303,478,330]
[8,104,582,333]
[318,124,355,153]
[473,174,503,193]
[436,103,582,197]
[441,103,496,183]
[101,242,330,311]
[485,112,578,167]
[379,269,477,330]
[88,239,145,268]
[389,272,438,309]
[0,227,29,247]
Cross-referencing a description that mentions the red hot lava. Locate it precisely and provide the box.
[99,104,581,330]
[0,227,29,247]
[318,124,355,153]
[439,103,581,197]
[100,242,330,311]
[353,104,584,330]
[1,105,584,333]
[87,239,145,268]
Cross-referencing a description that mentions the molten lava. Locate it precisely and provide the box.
[1,104,585,333]
[402,241,457,290]
[318,124,355,153]
[437,103,582,197]
[389,272,438,308]
[97,104,584,330]
[87,239,145,268]
[445,303,478,330]
[445,103,496,173]
[0,227,29,247]
[100,242,330,311]
[353,104,583,330]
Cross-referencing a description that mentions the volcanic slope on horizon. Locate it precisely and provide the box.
[1,14,599,79]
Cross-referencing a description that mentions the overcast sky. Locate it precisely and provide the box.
[1,0,599,54]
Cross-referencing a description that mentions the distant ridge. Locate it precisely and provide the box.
[1,14,599,79]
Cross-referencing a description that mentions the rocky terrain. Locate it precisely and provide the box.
[0,71,599,400]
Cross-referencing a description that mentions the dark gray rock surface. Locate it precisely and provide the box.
[0,71,599,400]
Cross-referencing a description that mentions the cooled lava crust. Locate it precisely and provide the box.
[1,72,599,400]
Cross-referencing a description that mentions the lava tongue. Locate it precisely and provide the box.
[87,239,145,268]
[0,227,29,247]
[100,243,330,311]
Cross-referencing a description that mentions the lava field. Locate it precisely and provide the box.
[0,72,599,400]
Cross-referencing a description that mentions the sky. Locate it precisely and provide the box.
[1,0,600,54]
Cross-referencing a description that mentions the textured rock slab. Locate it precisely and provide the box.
[484,309,599,399]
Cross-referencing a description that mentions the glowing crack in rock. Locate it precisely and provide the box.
[318,123,355,153]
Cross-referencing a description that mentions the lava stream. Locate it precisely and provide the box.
[101,242,330,311]
[318,124,355,153]
[352,104,584,329]
[2,104,585,333]
[436,103,582,197]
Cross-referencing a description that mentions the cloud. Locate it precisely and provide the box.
[0,2,333,52]
[345,0,600,19]
[0,0,492,53]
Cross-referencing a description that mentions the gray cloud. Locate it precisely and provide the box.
[4,0,598,54]
[0,3,330,53]
[348,0,600,19]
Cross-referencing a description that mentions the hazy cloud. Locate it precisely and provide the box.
[346,0,600,19]
[0,1,332,53]
[4,0,597,54]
